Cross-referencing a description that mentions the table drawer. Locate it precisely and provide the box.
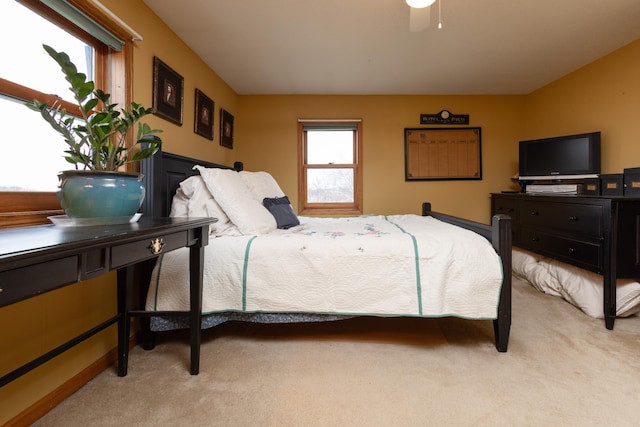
[520,201,603,238]
[111,231,188,269]
[0,256,79,306]
[520,228,602,271]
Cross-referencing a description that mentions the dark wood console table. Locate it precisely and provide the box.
[0,217,214,387]
[491,193,640,329]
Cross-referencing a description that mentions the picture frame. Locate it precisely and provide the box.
[194,89,214,140]
[220,108,234,149]
[404,127,482,181]
[152,57,183,125]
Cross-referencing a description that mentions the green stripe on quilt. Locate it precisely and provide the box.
[384,216,423,315]
[242,236,258,311]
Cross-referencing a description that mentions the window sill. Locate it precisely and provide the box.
[0,191,62,228]
[299,207,362,216]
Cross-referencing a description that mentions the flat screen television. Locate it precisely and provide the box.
[518,131,601,180]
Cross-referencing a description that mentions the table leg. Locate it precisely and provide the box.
[117,267,133,376]
[189,245,204,375]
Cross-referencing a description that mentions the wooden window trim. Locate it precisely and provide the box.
[297,121,363,216]
[0,78,82,115]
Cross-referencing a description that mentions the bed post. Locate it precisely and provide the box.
[422,202,512,352]
[492,214,512,352]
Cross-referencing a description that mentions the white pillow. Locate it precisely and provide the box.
[170,175,239,236]
[178,174,205,198]
[185,176,214,218]
[194,166,277,235]
[203,198,241,236]
[170,187,189,217]
[239,170,285,202]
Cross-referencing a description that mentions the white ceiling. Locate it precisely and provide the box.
[142,0,640,95]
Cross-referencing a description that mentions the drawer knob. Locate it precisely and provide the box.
[531,237,540,242]
[530,211,539,216]
[568,216,578,221]
[149,237,165,255]
[568,247,576,254]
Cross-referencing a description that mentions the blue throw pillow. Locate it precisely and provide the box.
[263,196,300,229]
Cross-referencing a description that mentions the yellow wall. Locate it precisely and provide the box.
[0,275,117,425]
[236,39,640,220]
[105,0,240,166]
[2,0,639,423]
[237,95,524,223]
[524,39,640,174]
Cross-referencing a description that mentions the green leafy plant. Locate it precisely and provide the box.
[26,44,162,171]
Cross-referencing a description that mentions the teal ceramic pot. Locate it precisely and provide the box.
[57,171,145,218]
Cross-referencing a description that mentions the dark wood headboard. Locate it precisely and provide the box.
[140,147,240,218]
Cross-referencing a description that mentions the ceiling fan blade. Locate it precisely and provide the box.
[409,6,431,32]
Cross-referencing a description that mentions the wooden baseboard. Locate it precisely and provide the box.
[4,334,138,427]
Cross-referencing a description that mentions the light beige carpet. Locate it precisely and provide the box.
[33,276,640,427]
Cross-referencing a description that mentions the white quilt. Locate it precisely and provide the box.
[146,214,504,319]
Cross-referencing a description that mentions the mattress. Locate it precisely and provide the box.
[146,214,504,329]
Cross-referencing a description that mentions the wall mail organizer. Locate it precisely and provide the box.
[405,127,482,181]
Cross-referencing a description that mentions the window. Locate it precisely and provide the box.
[0,0,133,228]
[1,2,96,192]
[298,120,363,215]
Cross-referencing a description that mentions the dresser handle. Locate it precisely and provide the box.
[531,237,540,242]
[530,211,539,216]
[149,237,165,255]
[568,247,576,254]
[568,216,578,221]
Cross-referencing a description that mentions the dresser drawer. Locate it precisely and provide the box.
[492,197,518,219]
[110,231,188,269]
[520,228,602,271]
[520,201,603,238]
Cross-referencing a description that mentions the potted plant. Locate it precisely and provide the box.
[26,44,162,221]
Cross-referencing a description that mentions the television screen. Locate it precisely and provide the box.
[519,132,601,180]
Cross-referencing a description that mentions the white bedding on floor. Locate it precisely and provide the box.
[512,248,640,318]
[147,214,504,320]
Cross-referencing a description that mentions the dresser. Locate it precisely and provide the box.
[491,193,640,329]
[0,217,215,387]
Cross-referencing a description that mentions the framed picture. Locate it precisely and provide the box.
[152,57,183,125]
[404,127,482,181]
[194,89,214,140]
[220,108,234,149]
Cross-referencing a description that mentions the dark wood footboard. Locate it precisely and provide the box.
[422,203,512,352]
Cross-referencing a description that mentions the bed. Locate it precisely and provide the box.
[138,148,513,352]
